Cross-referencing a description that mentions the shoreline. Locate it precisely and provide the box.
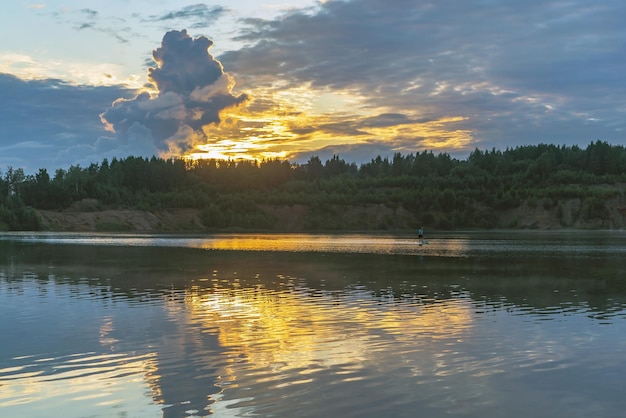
[33,205,624,233]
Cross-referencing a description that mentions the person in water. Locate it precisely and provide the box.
[418,226,424,244]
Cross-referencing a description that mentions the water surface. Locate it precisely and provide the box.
[1,231,625,417]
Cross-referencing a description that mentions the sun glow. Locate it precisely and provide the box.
[367,115,475,151]
[181,83,475,163]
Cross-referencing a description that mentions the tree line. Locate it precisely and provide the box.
[1,140,625,230]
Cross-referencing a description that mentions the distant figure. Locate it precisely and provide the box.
[418,226,424,245]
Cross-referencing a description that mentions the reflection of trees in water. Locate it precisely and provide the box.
[454,257,626,319]
[2,240,625,416]
[2,240,625,316]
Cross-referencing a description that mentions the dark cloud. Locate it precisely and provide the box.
[145,4,228,30]
[292,141,405,166]
[101,29,247,155]
[0,73,135,172]
[45,6,134,43]
[76,9,97,30]
[149,30,222,95]
[80,9,98,18]
[360,114,413,128]
[221,0,626,151]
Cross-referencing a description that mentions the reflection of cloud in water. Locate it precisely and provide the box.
[0,352,161,416]
[179,280,474,377]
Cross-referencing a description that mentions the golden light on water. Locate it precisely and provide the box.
[180,281,474,376]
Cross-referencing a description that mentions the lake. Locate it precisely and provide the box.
[1,231,625,417]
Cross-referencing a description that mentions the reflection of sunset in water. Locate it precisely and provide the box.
[3,233,626,418]
[201,234,424,254]
[435,237,471,256]
[0,352,161,415]
[180,279,474,378]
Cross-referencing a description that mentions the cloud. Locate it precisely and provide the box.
[80,8,98,19]
[100,29,247,157]
[39,5,135,44]
[0,73,135,172]
[56,122,160,169]
[148,4,227,28]
[221,0,626,152]
[3,1,625,173]
[0,29,247,172]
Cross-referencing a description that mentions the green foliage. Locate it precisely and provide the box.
[95,222,133,232]
[2,141,626,231]
[0,203,41,231]
[437,189,457,211]
[581,196,607,221]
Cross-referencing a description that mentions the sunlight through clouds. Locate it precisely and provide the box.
[1,0,625,171]
[185,83,372,161]
[185,78,476,162]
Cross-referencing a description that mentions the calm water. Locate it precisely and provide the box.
[1,231,625,417]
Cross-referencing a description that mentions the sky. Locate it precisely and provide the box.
[1,0,625,173]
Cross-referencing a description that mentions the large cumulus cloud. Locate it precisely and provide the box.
[101,29,247,156]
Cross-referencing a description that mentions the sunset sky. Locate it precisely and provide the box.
[1,0,625,172]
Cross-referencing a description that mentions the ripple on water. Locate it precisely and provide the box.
[2,234,626,417]
[0,351,162,416]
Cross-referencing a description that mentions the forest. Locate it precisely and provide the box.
[1,141,625,231]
